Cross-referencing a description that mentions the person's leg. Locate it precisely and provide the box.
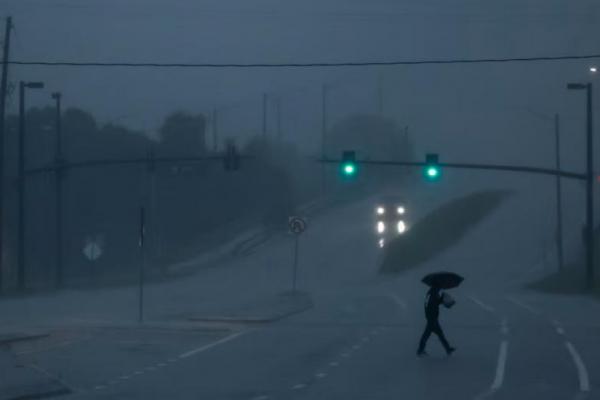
[431,320,453,352]
[417,322,433,354]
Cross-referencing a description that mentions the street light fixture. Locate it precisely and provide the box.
[590,66,598,74]
[567,81,595,290]
[17,80,45,291]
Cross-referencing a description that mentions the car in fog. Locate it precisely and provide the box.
[374,196,408,248]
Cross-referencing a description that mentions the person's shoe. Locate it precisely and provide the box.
[417,350,428,357]
[446,347,456,356]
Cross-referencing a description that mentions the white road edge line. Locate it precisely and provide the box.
[506,296,540,315]
[179,331,245,359]
[469,296,495,313]
[491,341,509,391]
[565,341,590,392]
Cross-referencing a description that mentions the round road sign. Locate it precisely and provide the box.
[288,216,307,235]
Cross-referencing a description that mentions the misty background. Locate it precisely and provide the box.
[1,0,599,290]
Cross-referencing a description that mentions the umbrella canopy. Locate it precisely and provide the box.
[422,272,464,289]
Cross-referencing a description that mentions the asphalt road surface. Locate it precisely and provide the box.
[2,181,598,400]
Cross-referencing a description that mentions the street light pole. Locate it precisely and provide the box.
[17,80,44,291]
[51,92,63,288]
[567,82,595,289]
[554,113,564,272]
[0,17,14,291]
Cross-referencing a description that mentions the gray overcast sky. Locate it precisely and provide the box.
[2,0,600,166]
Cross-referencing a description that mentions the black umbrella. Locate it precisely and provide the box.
[422,272,464,289]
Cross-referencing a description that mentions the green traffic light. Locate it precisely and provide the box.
[425,166,440,180]
[343,163,357,176]
[427,167,439,177]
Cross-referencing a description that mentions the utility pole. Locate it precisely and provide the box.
[0,17,13,291]
[52,92,63,287]
[17,82,25,290]
[321,84,328,195]
[554,113,564,272]
[17,80,43,291]
[262,93,267,138]
[212,108,218,152]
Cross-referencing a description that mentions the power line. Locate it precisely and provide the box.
[7,53,600,69]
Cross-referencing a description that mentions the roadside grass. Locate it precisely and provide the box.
[379,190,512,274]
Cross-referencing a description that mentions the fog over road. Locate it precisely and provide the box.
[1,174,597,400]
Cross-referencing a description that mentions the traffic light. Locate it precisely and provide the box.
[424,153,440,180]
[224,143,240,171]
[340,150,357,177]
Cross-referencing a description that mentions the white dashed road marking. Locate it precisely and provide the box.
[179,331,245,359]
[474,340,508,400]
[507,296,540,315]
[491,341,508,391]
[292,384,307,390]
[565,341,590,392]
[316,372,327,379]
[469,296,495,313]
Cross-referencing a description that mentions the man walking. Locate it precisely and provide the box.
[417,286,455,356]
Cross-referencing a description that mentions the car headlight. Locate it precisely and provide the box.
[376,206,385,215]
[397,220,407,233]
[378,238,385,248]
[397,206,405,215]
[377,221,386,234]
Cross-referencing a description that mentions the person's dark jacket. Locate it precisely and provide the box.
[424,288,443,320]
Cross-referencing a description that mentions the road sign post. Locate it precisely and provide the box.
[288,216,307,292]
[138,207,146,323]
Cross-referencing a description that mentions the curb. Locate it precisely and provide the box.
[188,302,314,324]
[3,386,71,400]
[187,293,314,324]
[0,334,49,347]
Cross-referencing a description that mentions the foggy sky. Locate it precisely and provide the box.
[2,0,600,169]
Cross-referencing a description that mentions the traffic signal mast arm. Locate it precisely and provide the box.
[319,157,586,181]
[24,153,253,175]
